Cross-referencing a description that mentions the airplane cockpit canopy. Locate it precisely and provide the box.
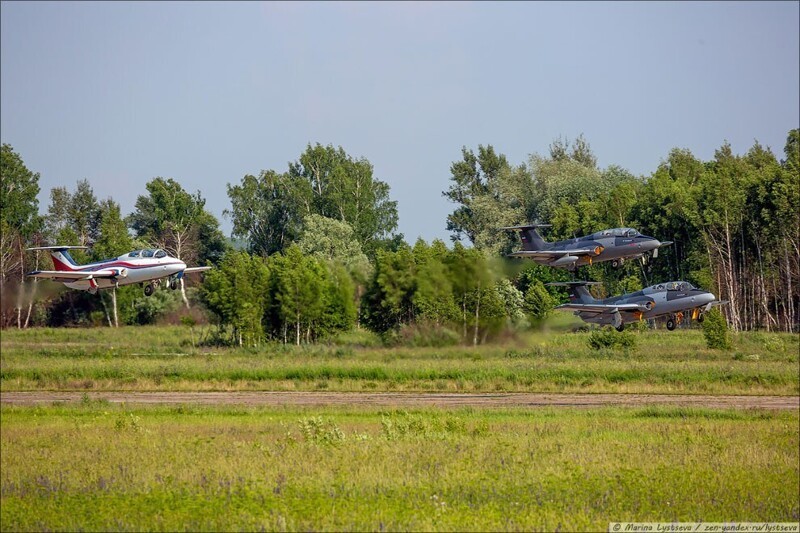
[127,249,168,259]
[593,228,639,239]
[650,281,696,292]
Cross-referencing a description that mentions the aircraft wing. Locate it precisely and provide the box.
[510,248,602,258]
[26,269,120,280]
[555,303,650,313]
[182,266,212,274]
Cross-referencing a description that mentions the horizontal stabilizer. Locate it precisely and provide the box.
[546,281,602,287]
[500,224,552,231]
[27,246,89,251]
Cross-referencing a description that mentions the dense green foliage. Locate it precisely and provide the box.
[587,327,637,350]
[360,240,518,344]
[200,246,357,346]
[200,251,271,346]
[702,308,733,350]
[1,144,42,327]
[2,403,797,530]
[226,143,400,258]
[127,177,227,266]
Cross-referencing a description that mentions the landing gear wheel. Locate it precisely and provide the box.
[615,323,625,332]
[611,260,620,268]
[170,279,179,290]
[697,314,705,324]
[666,318,676,331]
[144,284,155,297]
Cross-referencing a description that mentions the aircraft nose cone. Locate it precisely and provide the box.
[642,237,660,251]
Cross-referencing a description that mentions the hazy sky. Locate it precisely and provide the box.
[2,1,798,244]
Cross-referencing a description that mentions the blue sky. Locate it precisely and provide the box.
[2,1,798,244]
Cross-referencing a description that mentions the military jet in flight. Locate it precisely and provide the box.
[547,280,727,331]
[26,246,211,296]
[502,224,672,270]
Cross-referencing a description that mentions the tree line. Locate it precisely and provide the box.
[1,131,797,339]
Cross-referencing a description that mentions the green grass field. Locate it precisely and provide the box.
[1,403,797,531]
[1,325,797,394]
[2,326,798,531]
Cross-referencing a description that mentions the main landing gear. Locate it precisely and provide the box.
[143,277,180,296]
[665,312,685,331]
[615,323,625,332]
[611,258,625,268]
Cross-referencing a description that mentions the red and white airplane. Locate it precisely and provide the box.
[26,246,211,296]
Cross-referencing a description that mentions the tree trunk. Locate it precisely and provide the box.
[785,240,795,332]
[100,292,112,327]
[112,287,119,328]
[473,284,481,347]
[462,297,467,342]
[296,311,301,346]
[16,236,24,329]
[23,279,37,329]
[180,277,190,308]
[723,218,740,331]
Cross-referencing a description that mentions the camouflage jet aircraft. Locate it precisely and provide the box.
[502,225,672,270]
[547,281,726,331]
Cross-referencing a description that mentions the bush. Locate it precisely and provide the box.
[702,309,732,350]
[587,327,636,350]
[130,289,181,325]
[297,417,345,446]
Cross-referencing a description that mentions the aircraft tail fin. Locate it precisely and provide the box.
[501,224,551,251]
[27,246,88,271]
[546,281,600,304]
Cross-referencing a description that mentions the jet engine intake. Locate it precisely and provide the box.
[592,246,604,256]
[111,268,128,279]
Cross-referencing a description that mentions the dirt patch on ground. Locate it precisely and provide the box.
[1,391,797,410]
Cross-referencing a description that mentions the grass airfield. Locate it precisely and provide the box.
[1,322,797,395]
[1,324,798,531]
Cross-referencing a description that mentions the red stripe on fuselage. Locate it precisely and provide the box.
[72,260,185,272]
